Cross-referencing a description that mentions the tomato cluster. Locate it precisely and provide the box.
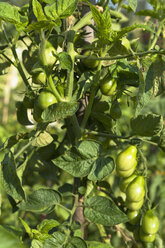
[116,146,159,244]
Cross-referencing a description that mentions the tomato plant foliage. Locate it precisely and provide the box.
[0,0,165,247]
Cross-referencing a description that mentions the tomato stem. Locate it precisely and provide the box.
[72,12,92,32]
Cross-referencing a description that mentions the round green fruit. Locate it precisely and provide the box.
[119,174,137,193]
[116,145,137,171]
[39,41,57,68]
[37,91,57,110]
[126,176,145,202]
[82,51,99,69]
[127,210,140,225]
[100,78,117,96]
[139,228,156,243]
[142,210,159,235]
[32,71,47,85]
[126,198,144,211]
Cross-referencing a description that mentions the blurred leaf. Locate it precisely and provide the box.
[31,240,43,248]
[32,131,53,147]
[18,188,61,213]
[0,2,22,24]
[131,113,163,137]
[86,241,113,248]
[37,219,60,233]
[136,9,159,18]
[52,140,114,180]
[66,237,87,248]
[41,102,79,122]
[84,196,128,226]
[1,153,25,201]
[43,232,65,248]
[0,225,26,248]
[128,0,137,12]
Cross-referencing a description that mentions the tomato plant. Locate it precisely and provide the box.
[0,0,165,247]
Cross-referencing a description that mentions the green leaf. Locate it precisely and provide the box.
[84,196,128,226]
[0,132,29,151]
[1,153,25,201]
[128,0,137,12]
[43,232,66,248]
[112,24,154,42]
[58,52,73,71]
[0,225,26,248]
[0,2,21,24]
[88,157,114,181]
[41,102,79,122]
[66,237,87,248]
[31,240,43,248]
[37,219,60,234]
[90,5,111,43]
[46,0,78,19]
[32,131,53,147]
[32,0,47,21]
[52,140,114,179]
[19,218,33,239]
[18,188,61,213]
[44,4,61,24]
[16,102,33,126]
[86,241,113,248]
[131,113,163,137]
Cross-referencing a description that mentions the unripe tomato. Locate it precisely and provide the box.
[126,198,144,211]
[141,210,159,235]
[110,100,122,119]
[32,71,47,85]
[100,78,117,96]
[119,174,137,193]
[139,228,156,243]
[126,176,145,202]
[39,41,57,68]
[37,90,57,110]
[116,162,137,178]
[82,50,99,69]
[116,146,137,171]
[127,210,140,225]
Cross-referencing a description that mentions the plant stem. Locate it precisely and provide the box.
[96,224,110,244]
[47,74,63,102]
[149,21,164,50]
[14,141,33,160]
[66,30,76,100]
[75,49,165,61]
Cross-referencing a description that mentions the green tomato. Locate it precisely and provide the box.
[116,145,137,171]
[126,176,145,202]
[32,71,47,85]
[82,51,99,69]
[126,198,144,211]
[119,174,137,192]
[127,210,140,225]
[142,210,159,235]
[37,90,57,110]
[100,78,117,96]
[39,41,57,68]
[139,228,156,243]
[110,101,122,119]
[116,162,137,178]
